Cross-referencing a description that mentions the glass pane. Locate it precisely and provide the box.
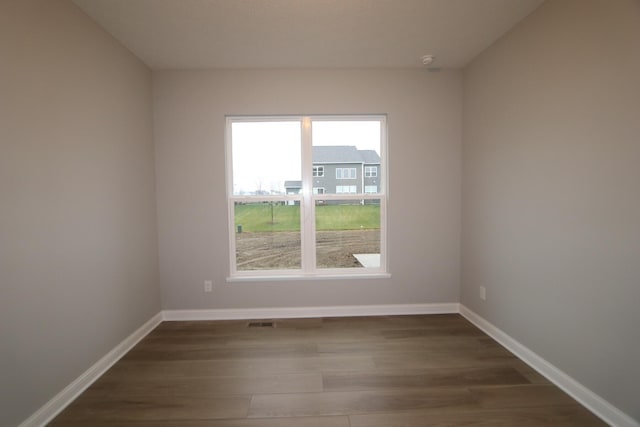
[231,121,301,195]
[311,120,381,195]
[234,202,301,271]
[315,199,381,269]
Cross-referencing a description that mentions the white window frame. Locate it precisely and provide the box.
[313,187,325,195]
[364,185,378,193]
[336,185,357,194]
[226,115,388,280]
[313,166,324,177]
[365,166,378,177]
[336,167,357,179]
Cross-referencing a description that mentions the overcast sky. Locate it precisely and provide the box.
[232,120,381,194]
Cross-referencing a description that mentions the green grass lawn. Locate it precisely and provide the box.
[234,203,380,232]
[315,204,380,230]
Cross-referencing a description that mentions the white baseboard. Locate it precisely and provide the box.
[162,303,460,321]
[19,312,163,427]
[459,305,638,427]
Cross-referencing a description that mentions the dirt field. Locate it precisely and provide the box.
[236,230,380,270]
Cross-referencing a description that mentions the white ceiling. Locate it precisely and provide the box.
[72,0,544,70]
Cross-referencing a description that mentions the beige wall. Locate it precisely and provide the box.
[462,0,640,421]
[0,1,160,425]
[153,69,462,309]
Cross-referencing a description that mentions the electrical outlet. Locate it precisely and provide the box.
[479,286,486,301]
[204,280,213,292]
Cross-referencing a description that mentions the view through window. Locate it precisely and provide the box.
[227,116,387,277]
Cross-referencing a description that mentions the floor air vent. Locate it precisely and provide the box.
[248,321,275,328]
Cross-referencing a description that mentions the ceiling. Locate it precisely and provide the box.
[72,0,544,70]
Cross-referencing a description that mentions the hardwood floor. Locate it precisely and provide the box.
[49,314,605,426]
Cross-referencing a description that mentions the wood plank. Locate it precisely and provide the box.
[509,359,552,384]
[320,314,473,330]
[105,355,375,379]
[349,405,606,426]
[379,325,486,339]
[123,343,318,361]
[323,366,530,391]
[248,388,478,417]
[93,373,323,397]
[317,336,512,355]
[471,384,579,408]
[373,352,517,370]
[50,416,351,427]
[53,395,250,422]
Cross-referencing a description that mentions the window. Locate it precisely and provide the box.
[227,116,387,278]
[336,185,357,194]
[336,168,357,179]
[365,166,377,177]
[364,185,378,193]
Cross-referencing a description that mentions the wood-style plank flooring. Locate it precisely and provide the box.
[49,314,605,426]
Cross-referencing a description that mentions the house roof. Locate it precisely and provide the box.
[358,149,381,164]
[313,146,380,164]
[284,180,302,188]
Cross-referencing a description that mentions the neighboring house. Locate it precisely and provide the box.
[284,180,302,195]
[284,180,302,205]
[285,146,381,197]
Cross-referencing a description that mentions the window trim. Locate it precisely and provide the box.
[312,165,324,177]
[225,115,388,279]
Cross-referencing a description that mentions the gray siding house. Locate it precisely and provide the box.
[286,146,381,197]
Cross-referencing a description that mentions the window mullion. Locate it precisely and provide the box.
[300,117,315,272]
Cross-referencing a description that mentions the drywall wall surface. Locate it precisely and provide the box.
[153,68,462,309]
[462,0,640,421]
[0,1,160,425]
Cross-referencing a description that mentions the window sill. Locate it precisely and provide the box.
[226,272,391,283]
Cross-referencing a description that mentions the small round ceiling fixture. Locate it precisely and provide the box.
[421,55,435,66]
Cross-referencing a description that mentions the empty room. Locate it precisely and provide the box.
[1,0,639,426]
